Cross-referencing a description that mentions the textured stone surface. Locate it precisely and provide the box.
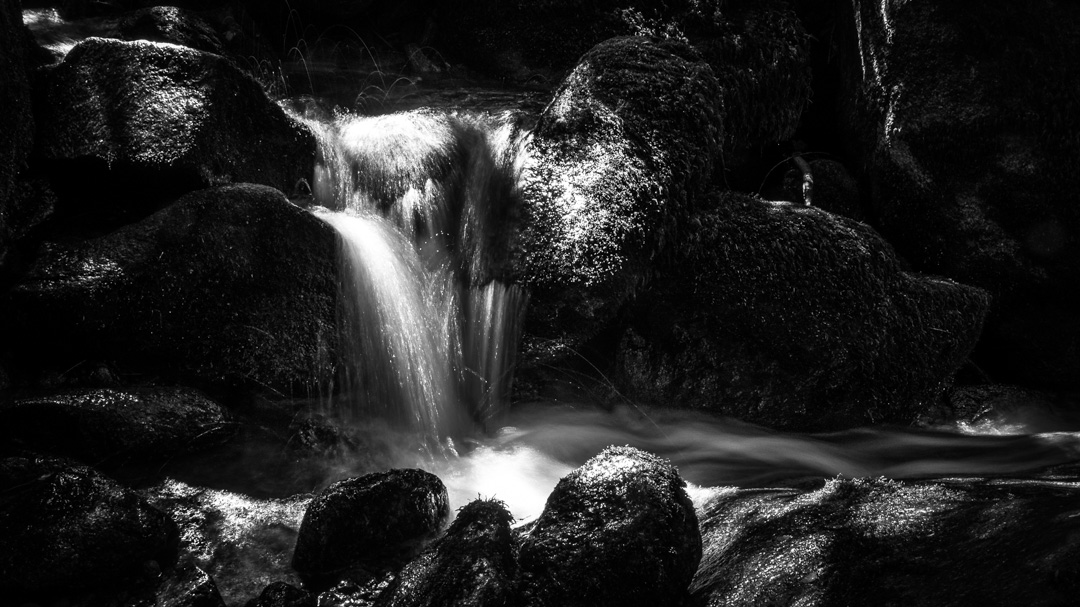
[33,37,314,213]
[517,446,701,607]
[838,0,1080,388]
[0,455,178,593]
[1,184,338,395]
[292,469,450,588]
[616,190,989,430]
[692,476,1080,606]
[0,386,233,464]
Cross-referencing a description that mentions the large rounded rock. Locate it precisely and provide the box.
[119,6,225,55]
[692,476,1080,606]
[517,446,701,607]
[0,455,179,593]
[837,0,1080,388]
[291,469,450,588]
[515,36,722,375]
[374,499,517,607]
[0,386,233,464]
[1,184,338,395]
[616,191,989,430]
[33,36,314,214]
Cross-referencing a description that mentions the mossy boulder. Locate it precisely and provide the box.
[517,446,701,607]
[616,191,989,430]
[0,455,179,594]
[692,476,1080,606]
[515,36,722,374]
[291,469,450,590]
[33,36,314,216]
[838,0,1080,389]
[0,386,233,465]
[374,499,517,607]
[0,184,338,395]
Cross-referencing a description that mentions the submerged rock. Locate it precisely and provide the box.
[517,446,701,607]
[692,476,1080,606]
[515,36,722,379]
[0,386,233,465]
[33,36,314,215]
[246,581,316,607]
[374,498,517,607]
[292,469,450,590]
[837,0,1080,389]
[0,455,178,594]
[1,184,338,395]
[156,559,228,607]
[617,191,989,430]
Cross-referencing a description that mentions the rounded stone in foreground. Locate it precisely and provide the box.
[0,456,178,593]
[517,445,701,607]
[291,469,450,587]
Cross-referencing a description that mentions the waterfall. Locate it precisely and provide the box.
[301,107,530,443]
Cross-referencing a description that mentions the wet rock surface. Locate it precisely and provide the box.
[119,5,224,54]
[291,468,451,590]
[374,498,517,607]
[514,36,722,387]
[692,475,1080,606]
[0,455,179,594]
[33,36,314,215]
[616,190,990,430]
[517,445,701,607]
[0,386,233,464]
[1,184,338,395]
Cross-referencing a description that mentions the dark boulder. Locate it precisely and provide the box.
[783,158,864,221]
[119,6,224,55]
[246,582,316,607]
[0,386,233,464]
[514,36,722,386]
[1,184,338,395]
[33,36,314,217]
[616,190,989,430]
[292,469,450,589]
[0,455,178,593]
[836,0,1080,389]
[517,446,701,607]
[692,476,1080,606]
[374,499,517,607]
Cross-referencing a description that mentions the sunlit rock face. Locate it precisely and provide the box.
[692,475,1080,606]
[837,0,1080,389]
[617,190,989,430]
[0,387,233,465]
[374,498,517,607]
[291,468,451,591]
[1,184,338,395]
[0,455,179,595]
[32,37,314,213]
[517,445,701,607]
[514,36,722,388]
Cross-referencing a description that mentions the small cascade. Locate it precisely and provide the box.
[299,106,531,443]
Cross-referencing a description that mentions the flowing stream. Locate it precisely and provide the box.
[143,101,1080,605]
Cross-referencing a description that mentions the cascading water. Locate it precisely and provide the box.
[299,106,529,444]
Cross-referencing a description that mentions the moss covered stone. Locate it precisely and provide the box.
[374,499,517,607]
[617,191,989,430]
[517,446,701,607]
[516,36,722,365]
[838,0,1080,389]
[33,37,314,213]
[1,184,338,395]
[291,469,450,589]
